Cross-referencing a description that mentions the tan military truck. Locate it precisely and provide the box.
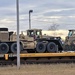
[64,30,75,51]
[22,29,63,53]
[0,28,23,54]
[19,29,42,53]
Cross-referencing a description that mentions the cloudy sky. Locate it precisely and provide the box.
[0,0,75,31]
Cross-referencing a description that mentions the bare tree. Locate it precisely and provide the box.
[48,23,59,31]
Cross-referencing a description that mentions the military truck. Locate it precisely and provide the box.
[0,28,23,54]
[20,29,63,53]
[19,29,42,53]
[64,30,75,51]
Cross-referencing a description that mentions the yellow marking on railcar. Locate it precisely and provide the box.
[5,54,8,60]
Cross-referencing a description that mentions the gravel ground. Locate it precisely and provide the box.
[0,63,75,75]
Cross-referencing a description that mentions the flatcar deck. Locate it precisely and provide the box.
[3,52,75,60]
[0,52,74,65]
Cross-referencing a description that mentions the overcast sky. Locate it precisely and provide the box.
[0,0,75,31]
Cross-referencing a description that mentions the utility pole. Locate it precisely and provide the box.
[29,10,33,29]
[16,0,20,69]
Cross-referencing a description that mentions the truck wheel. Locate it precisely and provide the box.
[64,45,71,51]
[0,43,9,54]
[71,44,75,51]
[11,43,23,53]
[64,45,68,51]
[36,42,46,53]
[47,42,57,52]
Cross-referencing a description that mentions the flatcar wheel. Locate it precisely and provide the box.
[0,43,9,54]
[36,42,46,53]
[11,43,23,53]
[47,42,57,52]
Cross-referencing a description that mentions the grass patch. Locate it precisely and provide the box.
[0,63,75,75]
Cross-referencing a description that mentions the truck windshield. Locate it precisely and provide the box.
[36,31,41,35]
[27,30,34,37]
[73,31,75,35]
[68,31,73,37]
[27,30,42,38]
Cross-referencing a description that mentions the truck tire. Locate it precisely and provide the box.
[47,42,57,52]
[11,43,23,53]
[71,44,75,51]
[0,43,9,54]
[64,45,71,51]
[36,42,46,53]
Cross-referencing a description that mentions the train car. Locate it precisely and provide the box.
[0,28,75,64]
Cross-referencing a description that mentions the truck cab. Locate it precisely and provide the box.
[65,30,75,45]
[27,29,42,39]
[68,30,75,37]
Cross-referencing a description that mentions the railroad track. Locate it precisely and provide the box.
[0,57,75,66]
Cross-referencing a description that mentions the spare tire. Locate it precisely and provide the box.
[11,43,23,53]
[47,42,57,52]
[0,43,9,54]
[36,42,46,53]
